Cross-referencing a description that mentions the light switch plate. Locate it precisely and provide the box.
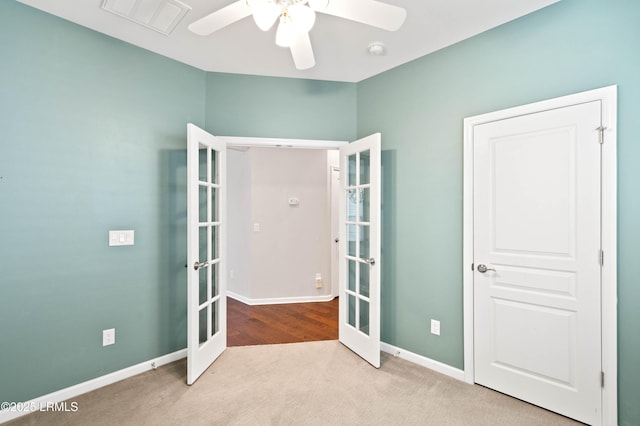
[109,230,135,246]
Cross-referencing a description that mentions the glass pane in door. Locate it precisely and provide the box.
[359,299,370,335]
[199,186,207,222]
[211,300,219,335]
[199,227,207,265]
[199,149,207,182]
[211,188,218,221]
[347,190,357,221]
[199,307,208,344]
[348,294,356,327]
[211,263,218,297]
[348,154,357,187]
[347,224,357,257]
[360,188,370,222]
[359,262,369,298]
[199,268,207,305]
[210,150,217,184]
[210,226,218,260]
[359,225,370,259]
[360,150,370,185]
[348,260,356,291]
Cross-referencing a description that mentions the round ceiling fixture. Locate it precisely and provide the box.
[367,42,387,56]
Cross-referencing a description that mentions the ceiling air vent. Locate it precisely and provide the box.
[102,0,191,35]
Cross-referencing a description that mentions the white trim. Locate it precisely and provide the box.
[329,164,341,299]
[462,85,617,426]
[599,87,618,426]
[380,342,466,382]
[218,136,348,150]
[0,349,187,424]
[227,291,335,306]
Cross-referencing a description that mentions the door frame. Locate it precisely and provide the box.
[462,86,617,425]
[330,163,341,298]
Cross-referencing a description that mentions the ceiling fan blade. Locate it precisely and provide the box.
[290,31,315,70]
[318,0,406,31]
[188,0,252,36]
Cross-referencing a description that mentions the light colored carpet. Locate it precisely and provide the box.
[8,341,580,425]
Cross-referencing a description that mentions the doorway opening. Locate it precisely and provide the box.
[225,141,342,347]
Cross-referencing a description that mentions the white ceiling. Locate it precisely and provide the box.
[17,0,560,83]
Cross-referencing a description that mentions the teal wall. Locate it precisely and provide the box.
[0,1,205,402]
[205,72,356,141]
[357,0,639,424]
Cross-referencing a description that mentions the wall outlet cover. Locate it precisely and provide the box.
[103,328,116,346]
[430,319,440,336]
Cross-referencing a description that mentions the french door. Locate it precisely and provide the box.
[338,133,381,368]
[473,102,602,424]
[186,124,227,385]
[186,126,381,379]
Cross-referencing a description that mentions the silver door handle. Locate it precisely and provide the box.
[334,237,339,243]
[477,264,495,273]
[363,258,376,266]
[194,261,209,271]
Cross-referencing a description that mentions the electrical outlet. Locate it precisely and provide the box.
[430,319,440,336]
[315,273,323,289]
[103,328,115,346]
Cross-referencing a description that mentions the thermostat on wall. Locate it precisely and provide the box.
[288,197,300,206]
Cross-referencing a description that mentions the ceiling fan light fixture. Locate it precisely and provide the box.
[288,3,316,32]
[275,14,295,47]
[248,0,281,31]
[307,0,329,11]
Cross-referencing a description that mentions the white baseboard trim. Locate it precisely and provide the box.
[381,342,466,382]
[227,291,335,306]
[0,349,187,424]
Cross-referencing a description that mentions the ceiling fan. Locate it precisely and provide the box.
[188,0,406,70]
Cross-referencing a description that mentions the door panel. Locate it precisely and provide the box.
[473,102,602,424]
[339,134,381,368]
[187,123,226,385]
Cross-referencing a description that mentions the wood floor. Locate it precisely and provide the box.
[227,297,339,346]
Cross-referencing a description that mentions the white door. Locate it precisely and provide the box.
[473,102,602,424]
[339,133,381,368]
[187,123,227,385]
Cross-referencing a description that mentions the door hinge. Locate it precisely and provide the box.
[600,249,604,266]
[471,263,474,271]
[597,126,607,144]
[601,371,605,388]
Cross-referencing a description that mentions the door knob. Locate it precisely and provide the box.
[477,264,495,273]
[194,261,209,271]
[364,257,376,266]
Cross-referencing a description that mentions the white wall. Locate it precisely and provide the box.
[227,149,252,298]
[227,147,334,303]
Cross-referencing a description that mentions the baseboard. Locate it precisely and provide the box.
[0,349,187,424]
[380,342,466,382]
[227,291,335,306]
